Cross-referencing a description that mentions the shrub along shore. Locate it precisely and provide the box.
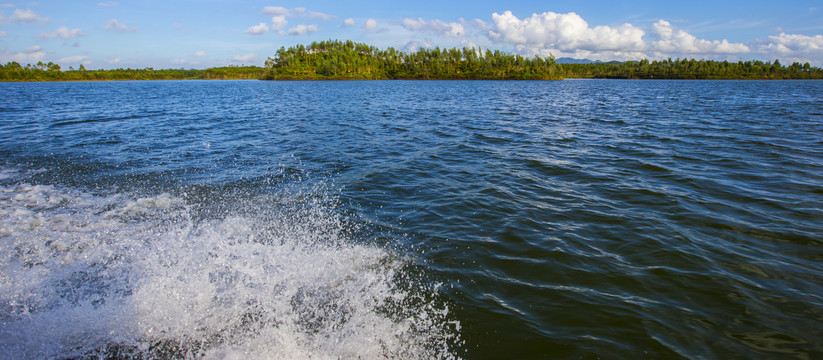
[3,40,822,81]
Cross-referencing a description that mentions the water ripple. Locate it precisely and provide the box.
[1,79,821,359]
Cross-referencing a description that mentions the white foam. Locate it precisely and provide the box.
[0,182,460,359]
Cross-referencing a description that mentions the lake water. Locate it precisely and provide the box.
[1,79,821,359]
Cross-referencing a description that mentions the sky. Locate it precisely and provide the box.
[1,0,821,69]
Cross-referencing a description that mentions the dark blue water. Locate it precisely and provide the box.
[1,80,821,359]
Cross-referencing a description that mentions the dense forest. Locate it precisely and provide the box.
[560,58,823,79]
[2,39,822,81]
[263,40,823,80]
[263,40,560,80]
[0,63,263,81]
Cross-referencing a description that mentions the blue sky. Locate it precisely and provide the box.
[1,1,821,69]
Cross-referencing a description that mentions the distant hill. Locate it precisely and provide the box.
[556,58,626,65]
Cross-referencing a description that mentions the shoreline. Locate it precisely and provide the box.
[4,76,823,82]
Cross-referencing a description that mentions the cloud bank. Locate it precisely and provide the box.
[470,10,821,63]
[488,11,645,52]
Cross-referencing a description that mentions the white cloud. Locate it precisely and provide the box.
[341,18,355,28]
[488,11,645,52]
[403,40,434,53]
[473,18,491,31]
[10,51,46,63]
[97,1,118,7]
[480,11,823,64]
[262,6,333,20]
[59,55,88,63]
[103,19,136,32]
[10,8,44,23]
[0,31,6,37]
[402,17,464,37]
[193,51,206,57]
[1,46,46,63]
[109,58,121,64]
[649,20,749,54]
[263,6,289,17]
[287,24,317,36]
[363,18,377,31]
[752,33,823,63]
[461,39,481,53]
[232,53,258,63]
[0,4,14,8]
[40,26,85,39]
[271,15,288,34]
[245,22,269,35]
[304,10,334,20]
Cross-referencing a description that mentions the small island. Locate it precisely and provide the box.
[2,39,822,81]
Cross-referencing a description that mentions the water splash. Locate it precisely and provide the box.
[0,177,460,359]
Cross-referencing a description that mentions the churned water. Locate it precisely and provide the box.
[0,79,821,359]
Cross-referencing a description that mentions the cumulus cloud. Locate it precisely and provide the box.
[489,11,644,52]
[263,6,333,20]
[40,26,85,39]
[340,18,355,28]
[287,24,317,36]
[752,33,823,63]
[402,17,464,37]
[271,15,288,34]
[473,19,491,31]
[363,18,377,31]
[478,10,821,63]
[649,20,749,54]
[103,19,136,32]
[232,53,258,63]
[245,22,269,35]
[193,51,207,57]
[10,8,44,23]
[1,45,46,63]
[59,55,89,64]
[97,1,118,7]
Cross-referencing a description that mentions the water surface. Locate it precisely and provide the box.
[1,80,821,359]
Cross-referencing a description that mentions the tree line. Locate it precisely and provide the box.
[0,62,263,81]
[263,40,561,80]
[560,58,822,79]
[263,40,822,80]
